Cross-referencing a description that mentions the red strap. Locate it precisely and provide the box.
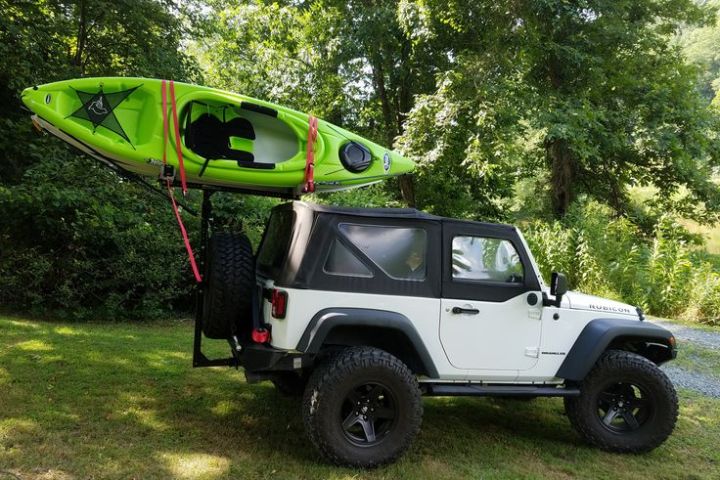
[161,79,202,283]
[168,80,188,195]
[161,80,168,165]
[166,179,202,283]
[303,115,318,193]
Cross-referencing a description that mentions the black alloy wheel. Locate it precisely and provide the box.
[596,382,652,433]
[340,382,397,446]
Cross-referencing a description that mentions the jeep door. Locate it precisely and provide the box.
[439,222,544,374]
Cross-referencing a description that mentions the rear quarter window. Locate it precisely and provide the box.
[339,224,427,281]
[257,210,295,278]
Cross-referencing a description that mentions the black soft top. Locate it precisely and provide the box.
[277,201,438,219]
[259,201,533,298]
[275,201,517,232]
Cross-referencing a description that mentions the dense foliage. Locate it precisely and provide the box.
[524,200,720,324]
[1,0,720,323]
[0,0,202,318]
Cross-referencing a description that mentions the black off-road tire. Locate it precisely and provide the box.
[201,232,255,339]
[271,372,308,397]
[302,347,423,468]
[564,350,678,453]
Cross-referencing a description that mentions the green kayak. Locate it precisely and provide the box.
[21,77,414,194]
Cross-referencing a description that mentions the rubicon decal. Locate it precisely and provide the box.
[587,304,633,314]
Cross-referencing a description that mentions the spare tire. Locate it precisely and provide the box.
[201,232,255,339]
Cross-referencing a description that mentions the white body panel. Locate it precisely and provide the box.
[264,283,642,383]
[564,291,636,316]
[439,292,543,375]
[264,287,466,380]
[522,299,640,382]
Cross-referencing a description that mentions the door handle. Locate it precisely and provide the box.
[451,306,479,315]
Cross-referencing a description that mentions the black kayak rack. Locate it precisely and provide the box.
[189,187,298,369]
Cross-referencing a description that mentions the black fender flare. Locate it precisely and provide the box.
[556,318,675,381]
[296,308,439,378]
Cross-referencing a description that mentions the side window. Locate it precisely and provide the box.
[324,239,373,277]
[339,224,427,280]
[452,236,524,283]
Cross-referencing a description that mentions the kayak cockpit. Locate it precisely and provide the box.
[182,100,299,174]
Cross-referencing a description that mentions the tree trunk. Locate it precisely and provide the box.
[607,180,627,217]
[73,0,87,75]
[371,55,395,147]
[371,52,417,207]
[547,138,574,217]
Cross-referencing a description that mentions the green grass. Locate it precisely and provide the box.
[1,316,720,480]
[673,342,720,377]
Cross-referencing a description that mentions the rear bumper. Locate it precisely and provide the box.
[241,343,312,373]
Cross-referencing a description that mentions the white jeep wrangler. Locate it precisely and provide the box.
[197,200,678,468]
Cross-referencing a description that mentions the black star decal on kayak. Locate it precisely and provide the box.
[68,85,140,147]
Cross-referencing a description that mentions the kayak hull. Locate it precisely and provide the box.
[21,77,414,193]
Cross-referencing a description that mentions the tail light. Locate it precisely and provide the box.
[252,327,270,343]
[271,288,288,319]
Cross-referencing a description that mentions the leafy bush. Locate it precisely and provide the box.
[209,193,279,248]
[695,275,720,326]
[523,199,720,322]
[0,156,196,320]
[644,217,696,317]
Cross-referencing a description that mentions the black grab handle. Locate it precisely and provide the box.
[452,306,480,315]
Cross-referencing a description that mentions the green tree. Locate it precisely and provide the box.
[399,0,720,220]
[680,0,720,102]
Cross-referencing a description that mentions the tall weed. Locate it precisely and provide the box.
[523,200,719,324]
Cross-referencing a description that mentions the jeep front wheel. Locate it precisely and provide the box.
[302,347,423,467]
[564,350,678,453]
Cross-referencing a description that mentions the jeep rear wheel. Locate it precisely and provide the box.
[201,232,255,339]
[564,350,678,453]
[302,347,423,468]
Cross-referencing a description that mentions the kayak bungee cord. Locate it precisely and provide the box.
[168,80,188,195]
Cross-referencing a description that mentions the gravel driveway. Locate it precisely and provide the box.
[651,320,720,398]
[653,320,720,351]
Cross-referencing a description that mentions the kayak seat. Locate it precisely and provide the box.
[225,117,256,141]
[185,113,260,175]
[186,113,227,161]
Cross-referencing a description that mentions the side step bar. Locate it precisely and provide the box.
[422,384,580,398]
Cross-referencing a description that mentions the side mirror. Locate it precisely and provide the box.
[550,272,567,307]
